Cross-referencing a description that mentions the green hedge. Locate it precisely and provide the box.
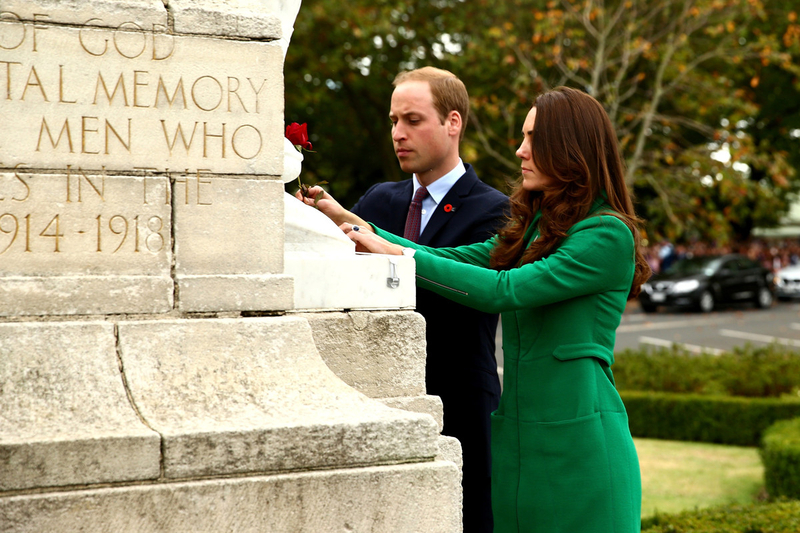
[641,501,800,533]
[614,344,800,397]
[761,418,800,500]
[621,391,800,446]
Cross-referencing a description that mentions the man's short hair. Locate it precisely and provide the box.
[393,67,469,141]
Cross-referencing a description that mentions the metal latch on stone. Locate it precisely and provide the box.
[387,257,400,288]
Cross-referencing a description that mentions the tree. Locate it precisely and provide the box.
[452,0,800,243]
[284,0,469,206]
[286,0,800,244]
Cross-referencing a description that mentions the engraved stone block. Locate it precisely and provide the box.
[117,316,439,479]
[0,22,283,176]
[0,462,462,533]
[174,177,292,312]
[0,171,172,316]
[0,322,161,491]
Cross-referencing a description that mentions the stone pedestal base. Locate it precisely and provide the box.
[0,462,461,533]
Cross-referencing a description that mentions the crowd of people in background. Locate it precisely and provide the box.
[643,238,800,275]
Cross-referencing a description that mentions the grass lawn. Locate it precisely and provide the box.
[634,437,765,518]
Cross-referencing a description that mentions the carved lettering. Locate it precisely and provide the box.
[247,78,267,113]
[78,168,105,202]
[93,72,129,106]
[0,60,20,99]
[104,118,132,154]
[227,77,247,113]
[13,165,30,202]
[195,169,212,206]
[133,70,148,107]
[0,12,26,50]
[231,124,262,160]
[151,25,175,61]
[202,122,226,158]
[191,75,223,112]
[81,116,100,154]
[113,22,146,59]
[161,120,197,155]
[154,76,187,109]
[31,13,49,52]
[58,65,77,104]
[78,19,109,57]
[36,117,74,153]
[0,213,18,253]
[2,18,278,173]
[65,165,105,202]
[21,66,48,101]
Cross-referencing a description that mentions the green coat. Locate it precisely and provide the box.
[375,200,641,533]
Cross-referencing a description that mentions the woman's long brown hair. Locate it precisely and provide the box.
[489,87,651,299]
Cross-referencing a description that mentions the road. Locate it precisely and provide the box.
[495,300,800,371]
[615,300,800,354]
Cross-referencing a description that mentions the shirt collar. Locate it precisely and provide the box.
[412,159,466,205]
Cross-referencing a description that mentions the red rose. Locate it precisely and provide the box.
[285,122,313,151]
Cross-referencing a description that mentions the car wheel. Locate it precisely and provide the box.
[698,290,715,313]
[641,304,657,313]
[755,286,773,308]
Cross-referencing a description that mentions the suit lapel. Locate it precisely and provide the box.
[417,166,479,246]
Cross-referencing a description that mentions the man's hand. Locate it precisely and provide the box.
[294,186,371,230]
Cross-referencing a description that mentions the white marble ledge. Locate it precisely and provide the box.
[285,252,416,311]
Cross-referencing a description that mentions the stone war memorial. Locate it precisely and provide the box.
[0,1,462,531]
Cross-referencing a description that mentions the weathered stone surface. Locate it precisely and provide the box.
[177,274,293,312]
[0,0,167,28]
[0,275,173,316]
[436,436,464,472]
[0,23,283,175]
[117,316,439,479]
[174,177,291,311]
[301,311,427,398]
[0,462,461,533]
[380,395,444,433]
[0,172,173,316]
[174,178,283,274]
[166,0,282,40]
[0,322,161,491]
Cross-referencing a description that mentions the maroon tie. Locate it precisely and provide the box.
[403,186,429,243]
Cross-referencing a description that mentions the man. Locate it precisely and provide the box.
[298,67,507,533]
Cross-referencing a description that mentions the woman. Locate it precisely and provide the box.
[342,87,650,533]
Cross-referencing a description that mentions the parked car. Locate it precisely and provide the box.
[638,254,774,313]
[774,264,800,300]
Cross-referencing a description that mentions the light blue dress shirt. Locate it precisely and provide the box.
[412,159,466,234]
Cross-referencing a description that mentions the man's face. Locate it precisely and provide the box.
[389,81,455,181]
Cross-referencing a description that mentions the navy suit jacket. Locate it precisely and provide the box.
[351,164,508,401]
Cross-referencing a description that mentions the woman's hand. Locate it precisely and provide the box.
[294,186,370,229]
[341,223,403,255]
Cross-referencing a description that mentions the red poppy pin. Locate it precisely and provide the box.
[444,204,454,213]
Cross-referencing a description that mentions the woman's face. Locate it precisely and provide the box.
[516,107,556,192]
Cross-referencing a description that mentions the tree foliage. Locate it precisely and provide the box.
[285,0,800,244]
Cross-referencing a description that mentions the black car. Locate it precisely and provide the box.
[638,254,774,313]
